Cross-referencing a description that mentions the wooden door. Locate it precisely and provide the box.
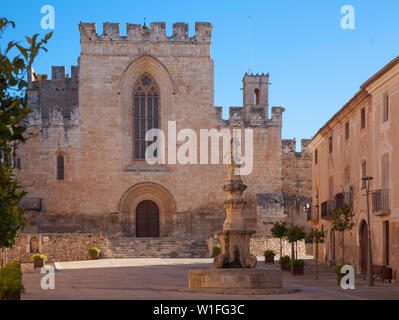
[361,221,368,274]
[136,200,159,237]
[384,221,390,265]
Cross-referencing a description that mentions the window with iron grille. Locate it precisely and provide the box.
[133,74,159,160]
[329,135,333,154]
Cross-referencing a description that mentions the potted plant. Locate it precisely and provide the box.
[264,250,275,264]
[271,222,288,259]
[290,259,305,275]
[89,247,101,260]
[335,264,344,285]
[30,254,47,268]
[212,244,221,257]
[382,267,392,283]
[279,256,291,271]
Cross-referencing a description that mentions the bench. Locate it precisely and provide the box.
[373,265,393,283]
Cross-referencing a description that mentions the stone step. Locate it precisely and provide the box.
[106,237,210,259]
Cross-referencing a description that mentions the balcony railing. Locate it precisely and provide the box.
[372,189,390,215]
[335,192,353,209]
[321,200,335,219]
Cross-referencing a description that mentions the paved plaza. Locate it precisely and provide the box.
[21,258,399,300]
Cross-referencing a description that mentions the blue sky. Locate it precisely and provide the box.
[2,0,399,148]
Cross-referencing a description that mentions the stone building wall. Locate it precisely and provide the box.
[207,234,310,258]
[5,233,310,263]
[250,236,309,257]
[16,21,289,239]
[7,233,108,263]
[308,55,399,280]
[14,21,312,248]
[281,139,312,232]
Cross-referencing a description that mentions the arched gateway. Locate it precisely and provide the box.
[118,182,176,237]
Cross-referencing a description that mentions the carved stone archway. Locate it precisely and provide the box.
[118,182,176,237]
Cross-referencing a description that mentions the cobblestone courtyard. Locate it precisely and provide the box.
[21,258,399,300]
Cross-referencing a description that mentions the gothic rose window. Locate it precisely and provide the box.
[133,74,159,160]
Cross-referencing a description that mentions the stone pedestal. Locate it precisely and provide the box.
[214,230,257,268]
[182,268,300,295]
[189,268,282,289]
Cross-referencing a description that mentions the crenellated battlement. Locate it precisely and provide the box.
[215,105,284,127]
[27,65,79,129]
[282,138,312,158]
[79,21,213,43]
[28,65,79,86]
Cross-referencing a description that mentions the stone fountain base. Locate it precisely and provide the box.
[180,268,299,295]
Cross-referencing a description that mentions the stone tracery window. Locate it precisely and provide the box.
[133,74,159,160]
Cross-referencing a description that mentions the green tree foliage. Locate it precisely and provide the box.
[306,228,325,279]
[306,228,325,244]
[331,207,355,233]
[286,225,306,260]
[0,17,52,249]
[271,221,288,258]
[331,206,355,264]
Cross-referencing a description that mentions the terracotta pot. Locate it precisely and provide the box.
[90,252,99,260]
[337,274,343,285]
[291,264,304,275]
[264,255,275,264]
[280,261,290,271]
[382,268,392,282]
[34,259,44,269]
[8,292,21,300]
[212,249,221,258]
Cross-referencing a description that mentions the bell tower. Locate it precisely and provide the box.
[243,73,270,120]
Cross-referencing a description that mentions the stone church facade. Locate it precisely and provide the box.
[12,22,311,258]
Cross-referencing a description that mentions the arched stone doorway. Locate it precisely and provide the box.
[118,182,176,237]
[136,200,159,237]
[360,220,368,274]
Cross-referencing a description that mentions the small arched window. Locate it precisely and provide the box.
[133,74,160,160]
[57,154,64,180]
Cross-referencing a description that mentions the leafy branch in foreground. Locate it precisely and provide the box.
[0,17,52,250]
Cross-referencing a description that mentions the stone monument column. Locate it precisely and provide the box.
[214,138,257,269]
